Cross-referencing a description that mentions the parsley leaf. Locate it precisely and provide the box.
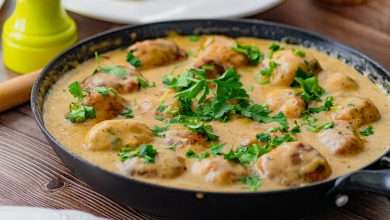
[302,96,334,115]
[293,49,306,57]
[137,76,155,88]
[121,108,134,118]
[210,142,226,156]
[189,35,199,42]
[291,120,301,134]
[268,43,284,58]
[184,118,218,141]
[118,144,157,164]
[260,61,279,76]
[360,125,374,136]
[238,176,262,192]
[232,44,264,65]
[68,81,85,101]
[101,66,128,76]
[157,105,168,112]
[294,76,325,104]
[256,132,271,142]
[95,86,118,96]
[185,149,210,160]
[224,144,269,165]
[65,102,96,123]
[302,115,334,132]
[151,126,168,138]
[126,51,142,67]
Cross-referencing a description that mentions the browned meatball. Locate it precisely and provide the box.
[195,36,248,69]
[119,150,186,178]
[164,124,208,149]
[261,50,321,86]
[192,156,248,185]
[318,71,358,93]
[81,66,140,93]
[128,39,187,70]
[257,141,332,186]
[191,57,226,79]
[81,91,125,122]
[331,96,380,128]
[319,120,362,155]
[266,88,306,118]
[85,120,154,151]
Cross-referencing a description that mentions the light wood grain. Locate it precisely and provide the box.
[0,0,389,219]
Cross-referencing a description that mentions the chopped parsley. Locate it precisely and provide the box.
[95,86,118,96]
[118,144,157,164]
[185,149,210,160]
[65,102,96,123]
[360,125,374,136]
[165,142,178,151]
[137,76,155,88]
[291,120,301,134]
[126,51,142,67]
[347,103,355,107]
[95,52,128,76]
[301,96,334,115]
[151,126,168,138]
[157,105,168,112]
[232,44,264,65]
[293,49,306,57]
[239,176,262,192]
[184,118,218,141]
[256,133,295,148]
[268,42,284,58]
[302,115,334,132]
[210,142,226,156]
[189,35,199,42]
[294,76,325,104]
[259,61,279,76]
[224,144,269,165]
[120,108,134,118]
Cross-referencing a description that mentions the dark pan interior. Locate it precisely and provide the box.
[31,19,390,218]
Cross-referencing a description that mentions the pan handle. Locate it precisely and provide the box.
[332,156,390,198]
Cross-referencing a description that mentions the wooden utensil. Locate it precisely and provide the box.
[0,70,40,112]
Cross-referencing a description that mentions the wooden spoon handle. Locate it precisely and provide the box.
[0,70,40,112]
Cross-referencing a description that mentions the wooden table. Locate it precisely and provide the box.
[0,0,389,219]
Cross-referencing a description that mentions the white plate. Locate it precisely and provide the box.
[0,206,109,220]
[0,0,5,10]
[63,0,283,24]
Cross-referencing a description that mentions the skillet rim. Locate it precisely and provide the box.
[31,18,390,196]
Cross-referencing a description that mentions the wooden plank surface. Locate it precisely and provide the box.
[0,0,389,219]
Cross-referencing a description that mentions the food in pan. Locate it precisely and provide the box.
[43,34,390,192]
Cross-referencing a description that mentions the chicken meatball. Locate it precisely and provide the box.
[133,90,181,118]
[257,141,331,186]
[319,120,362,155]
[81,91,125,122]
[85,120,154,151]
[128,39,187,70]
[191,57,226,79]
[266,88,306,118]
[119,150,186,178]
[81,66,141,93]
[192,156,248,185]
[195,36,248,69]
[164,124,208,149]
[318,72,358,93]
[261,50,321,86]
[331,96,380,128]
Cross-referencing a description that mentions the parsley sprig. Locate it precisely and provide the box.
[118,144,158,164]
[231,44,264,65]
[360,125,374,136]
[65,81,96,123]
[239,176,262,192]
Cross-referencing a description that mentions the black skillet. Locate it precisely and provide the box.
[31,19,390,219]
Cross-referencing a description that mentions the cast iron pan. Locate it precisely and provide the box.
[31,19,390,219]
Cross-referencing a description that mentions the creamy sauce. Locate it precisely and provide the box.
[43,35,390,192]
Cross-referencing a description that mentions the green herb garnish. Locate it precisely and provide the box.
[121,108,134,118]
[118,144,157,164]
[151,126,168,138]
[95,86,118,96]
[232,44,264,65]
[360,125,374,136]
[238,176,262,192]
[65,102,96,123]
[126,51,142,67]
